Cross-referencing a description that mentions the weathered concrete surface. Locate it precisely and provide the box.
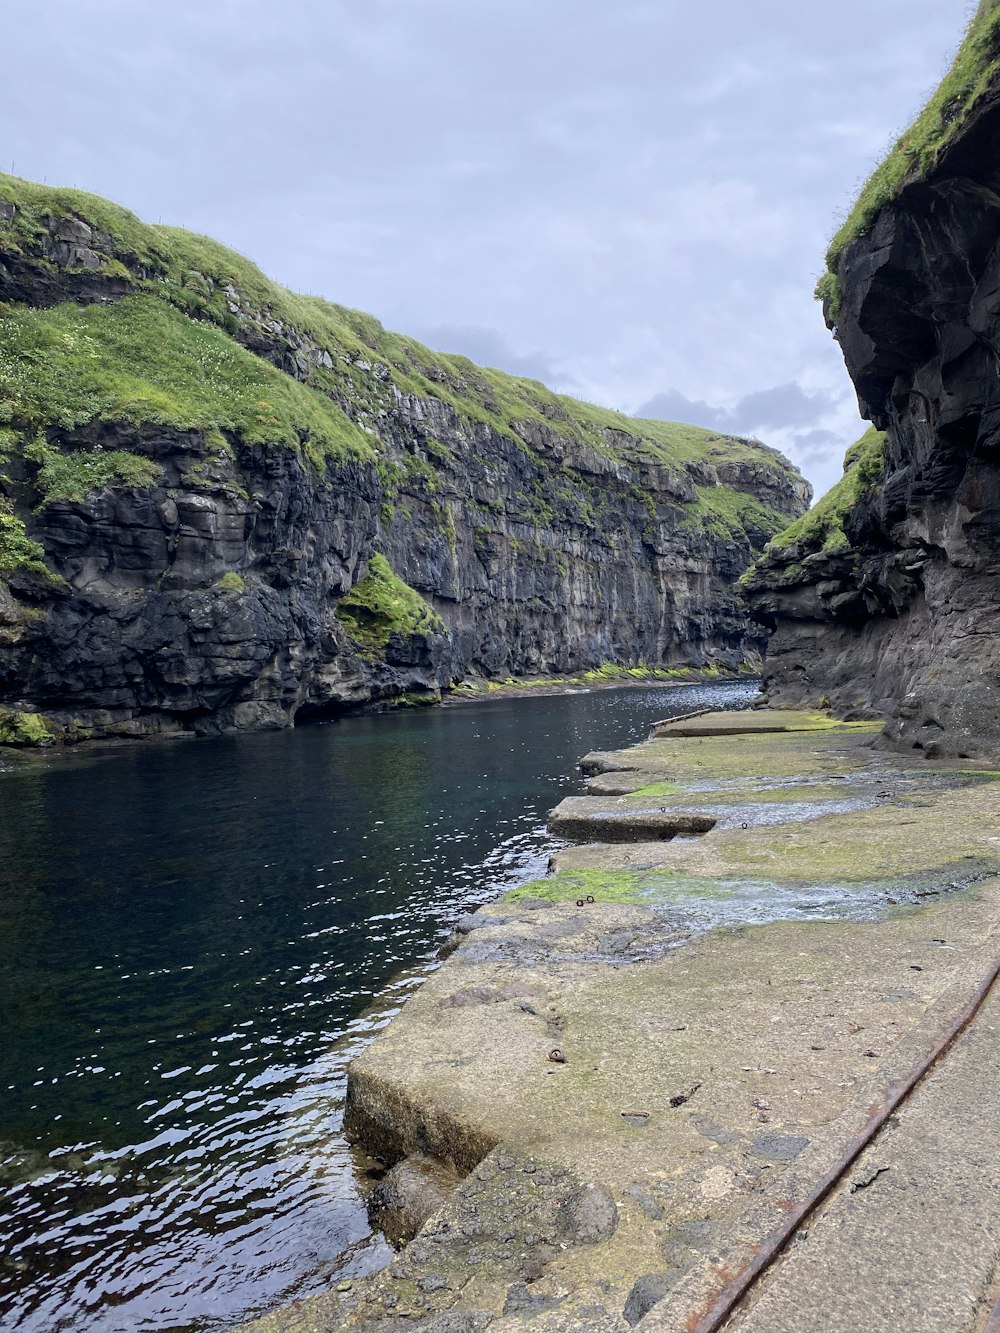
[237,712,1000,1332]
[547,797,716,843]
[720,987,1000,1333]
[644,986,1000,1333]
[648,710,870,739]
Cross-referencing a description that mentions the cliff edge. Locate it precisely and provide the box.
[748,1,1000,759]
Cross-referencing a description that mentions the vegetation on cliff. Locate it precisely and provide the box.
[0,170,802,536]
[0,293,376,476]
[0,172,809,738]
[0,499,49,575]
[336,554,445,658]
[819,0,1000,315]
[755,427,886,563]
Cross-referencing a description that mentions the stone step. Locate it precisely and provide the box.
[547,795,716,843]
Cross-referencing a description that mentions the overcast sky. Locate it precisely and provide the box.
[5,0,975,497]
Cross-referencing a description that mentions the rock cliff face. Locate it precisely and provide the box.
[748,5,1000,759]
[0,174,808,741]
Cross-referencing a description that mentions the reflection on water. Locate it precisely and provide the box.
[0,681,754,1332]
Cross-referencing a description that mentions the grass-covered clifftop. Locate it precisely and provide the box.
[752,427,886,566]
[819,0,1000,316]
[0,170,804,546]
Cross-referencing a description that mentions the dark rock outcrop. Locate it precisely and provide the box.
[0,174,808,741]
[748,26,1000,760]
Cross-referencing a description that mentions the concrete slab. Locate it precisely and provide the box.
[643,986,1000,1333]
[649,710,880,740]
[547,796,716,842]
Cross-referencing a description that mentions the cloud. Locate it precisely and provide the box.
[636,383,840,436]
[1,0,972,501]
[634,390,733,433]
[412,324,578,389]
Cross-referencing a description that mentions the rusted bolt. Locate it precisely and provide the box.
[548,1048,566,1064]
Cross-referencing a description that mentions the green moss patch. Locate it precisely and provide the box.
[336,554,445,658]
[507,868,651,905]
[0,294,375,468]
[0,499,50,576]
[23,435,161,505]
[751,427,886,564]
[214,571,245,595]
[0,707,57,747]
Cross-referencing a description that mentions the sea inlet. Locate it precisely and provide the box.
[0,680,753,1332]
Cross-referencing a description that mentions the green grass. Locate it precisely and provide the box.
[693,481,798,542]
[0,499,51,575]
[336,553,444,657]
[821,0,1000,310]
[0,171,804,498]
[753,427,886,561]
[23,434,162,505]
[215,571,245,595]
[0,295,375,470]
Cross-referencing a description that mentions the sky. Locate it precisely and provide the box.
[3,0,976,498]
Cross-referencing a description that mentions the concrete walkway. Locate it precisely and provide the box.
[234,712,1000,1333]
[694,985,1000,1333]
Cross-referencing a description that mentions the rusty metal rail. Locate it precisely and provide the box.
[682,953,1000,1333]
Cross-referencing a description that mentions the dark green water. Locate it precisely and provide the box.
[0,681,754,1332]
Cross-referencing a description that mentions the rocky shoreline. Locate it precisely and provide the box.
[235,708,1000,1333]
[0,665,757,762]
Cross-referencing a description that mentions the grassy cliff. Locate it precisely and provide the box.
[819,0,1000,316]
[0,170,803,557]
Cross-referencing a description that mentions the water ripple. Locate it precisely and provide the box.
[0,682,754,1331]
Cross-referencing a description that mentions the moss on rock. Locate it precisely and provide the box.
[0,499,50,575]
[820,1,1000,306]
[751,427,886,563]
[336,554,444,658]
[0,707,57,747]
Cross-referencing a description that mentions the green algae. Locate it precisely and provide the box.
[629,780,684,798]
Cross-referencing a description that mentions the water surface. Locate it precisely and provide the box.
[0,681,754,1332]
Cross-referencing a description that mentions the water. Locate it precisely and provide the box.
[0,681,755,1333]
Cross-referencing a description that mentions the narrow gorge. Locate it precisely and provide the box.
[0,176,807,743]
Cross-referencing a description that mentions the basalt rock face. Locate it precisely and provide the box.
[0,175,808,741]
[748,66,1000,760]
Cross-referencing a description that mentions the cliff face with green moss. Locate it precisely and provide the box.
[0,174,808,741]
[748,1,1000,758]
